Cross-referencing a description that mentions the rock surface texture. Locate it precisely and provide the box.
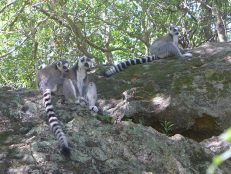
[0,42,231,173]
[96,42,231,141]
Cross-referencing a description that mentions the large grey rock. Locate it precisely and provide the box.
[95,42,231,140]
[0,86,230,174]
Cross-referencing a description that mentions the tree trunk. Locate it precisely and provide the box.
[212,7,227,42]
[105,51,113,64]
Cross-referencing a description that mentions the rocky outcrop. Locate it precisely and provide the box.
[0,85,230,173]
[95,42,231,141]
[1,42,231,173]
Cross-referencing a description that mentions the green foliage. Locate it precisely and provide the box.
[0,41,35,88]
[96,114,115,124]
[160,120,174,135]
[206,128,231,174]
[0,0,230,87]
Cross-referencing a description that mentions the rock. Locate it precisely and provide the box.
[95,42,231,141]
[200,136,231,154]
[0,87,230,173]
[1,42,231,173]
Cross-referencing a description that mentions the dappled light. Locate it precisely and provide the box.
[152,95,171,113]
[225,56,231,63]
[7,167,29,174]
[0,0,231,173]
[170,134,185,141]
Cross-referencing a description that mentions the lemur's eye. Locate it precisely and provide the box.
[173,28,177,32]
[56,61,61,67]
[81,58,84,62]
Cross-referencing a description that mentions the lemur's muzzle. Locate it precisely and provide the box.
[63,66,69,72]
[84,63,89,68]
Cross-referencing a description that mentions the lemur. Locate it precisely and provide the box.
[37,60,70,156]
[62,56,98,113]
[104,24,192,77]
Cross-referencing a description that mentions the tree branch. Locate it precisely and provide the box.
[32,5,70,29]
[33,6,138,56]
[0,1,15,14]
[8,0,29,28]
[0,18,47,61]
[95,16,148,47]
[0,37,29,61]
[198,0,212,10]
[62,12,128,53]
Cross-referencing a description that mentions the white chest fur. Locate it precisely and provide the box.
[173,35,178,46]
[76,68,86,96]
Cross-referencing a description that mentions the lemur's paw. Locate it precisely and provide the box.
[90,106,98,113]
[80,102,86,106]
[75,99,80,105]
[183,52,192,57]
[80,98,87,106]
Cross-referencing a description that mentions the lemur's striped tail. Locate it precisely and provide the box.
[43,89,70,156]
[104,55,159,77]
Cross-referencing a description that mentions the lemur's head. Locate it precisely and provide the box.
[169,24,179,36]
[78,56,95,71]
[56,60,69,72]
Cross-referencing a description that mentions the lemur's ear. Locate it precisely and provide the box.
[56,61,61,66]
[169,24,174,30]
[91,58,96,63]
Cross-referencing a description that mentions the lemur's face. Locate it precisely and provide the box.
[169,25,179,35]
[56,60,69,72]
[78,56,95,71]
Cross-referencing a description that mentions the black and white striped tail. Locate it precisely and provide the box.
[104,55,159,77]
[43,89,70,156]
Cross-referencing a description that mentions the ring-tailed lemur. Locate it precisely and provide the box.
[37,60,70,156]
[104,24,192,77]
[63,56,98,113]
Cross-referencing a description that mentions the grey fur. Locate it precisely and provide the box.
[63,56,98,113]
[104,24,192,77]
[150,24,192,59]
[37,60,70,156]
